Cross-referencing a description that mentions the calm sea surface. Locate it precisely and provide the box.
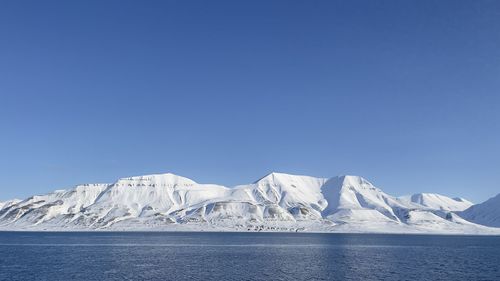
[0,232,499,281]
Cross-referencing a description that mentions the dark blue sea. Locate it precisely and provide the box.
[0,232,499,281]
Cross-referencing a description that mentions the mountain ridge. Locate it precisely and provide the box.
[1,172,499,234]
[460,193,500,227]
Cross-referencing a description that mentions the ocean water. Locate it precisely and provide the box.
[0,232,499,281]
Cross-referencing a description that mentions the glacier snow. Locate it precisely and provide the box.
[0,172,499,234]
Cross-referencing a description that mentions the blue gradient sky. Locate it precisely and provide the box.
[1,1,499,202]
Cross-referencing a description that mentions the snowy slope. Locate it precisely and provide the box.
[0,199,21,211]
[460,193,500,227]
[0,172,498,234]
[321,175,414,222]
[0,184,109,227]
[400,193,473,212]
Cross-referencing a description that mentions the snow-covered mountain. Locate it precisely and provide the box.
[400,193,473,212]
[460,193,500,227]
[0,199,20,211]
[0,172,498,234]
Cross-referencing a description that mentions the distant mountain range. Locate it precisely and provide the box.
[1,172,499,234]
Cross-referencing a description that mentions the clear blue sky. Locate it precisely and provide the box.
[1,0,499,203]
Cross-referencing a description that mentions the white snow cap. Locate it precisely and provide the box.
[0,171,497,234]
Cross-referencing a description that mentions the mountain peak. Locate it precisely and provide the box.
[334,175,376,189]
[407,193,473,212]
[254,172,288,183]
[114,172,197,186]
[254,172,325,185]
